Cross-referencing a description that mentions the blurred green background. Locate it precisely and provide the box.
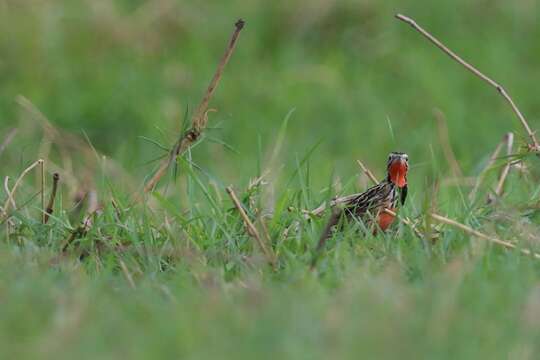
[1,0,538,189]
[1,2,540,359]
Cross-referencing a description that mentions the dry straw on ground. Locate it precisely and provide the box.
[226,186,277,269]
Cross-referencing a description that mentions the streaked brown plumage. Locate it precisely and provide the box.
[312,152,409,264]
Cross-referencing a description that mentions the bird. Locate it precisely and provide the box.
[312,152,409,266]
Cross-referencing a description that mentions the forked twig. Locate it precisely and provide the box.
[44,173,60,224]
[430,213,540,259]
[226,186,276,268]
[142,19,245,195]
[395,14,539,151]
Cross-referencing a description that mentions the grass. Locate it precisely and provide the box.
[1,0,540,359]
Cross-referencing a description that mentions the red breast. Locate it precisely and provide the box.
[388,160,408,188]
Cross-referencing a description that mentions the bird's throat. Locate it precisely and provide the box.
[389,162,407,188]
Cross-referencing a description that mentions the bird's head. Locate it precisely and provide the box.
[386,152,408,188]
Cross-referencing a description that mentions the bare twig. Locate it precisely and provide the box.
[0,128,17,158]
[142,19,245,194]
[226,186,276,268]
[44,173,60,224]
[430,212,540,259]
[395,14,539,151]
[433,109,463,178]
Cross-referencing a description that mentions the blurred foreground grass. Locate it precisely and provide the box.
[1,0,540,359]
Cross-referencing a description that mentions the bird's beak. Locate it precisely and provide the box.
[389,158,407,188]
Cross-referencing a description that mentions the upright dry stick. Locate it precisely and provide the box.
[226,186,276,268]
[430,213,540,259]
[395,14,540,151]
[142,19,245,195]
[44,173,60,224]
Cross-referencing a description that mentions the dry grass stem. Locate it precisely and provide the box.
[44,173,60,224]
[226,186,276,268]
[469,137,504,202]
[142,19,245,195]
[356,159,379,184]
[433,109,463,178]
[430,213,540,259]
[396,14,539,151]
[494,132,514,197]
[40,160,45,223]
[118,258,136,289]
[62,210,99,252]
[1,159,44,222]
[3,177,16,211]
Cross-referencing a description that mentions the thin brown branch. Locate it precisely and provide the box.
[0,128,17,158]
[142,19,245,195]
[356,159,379,184]
[430,212,540,259]
[44,173,60,224]
[433,109,463,178]
[226,186,276,268]
[395,14,539,151]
